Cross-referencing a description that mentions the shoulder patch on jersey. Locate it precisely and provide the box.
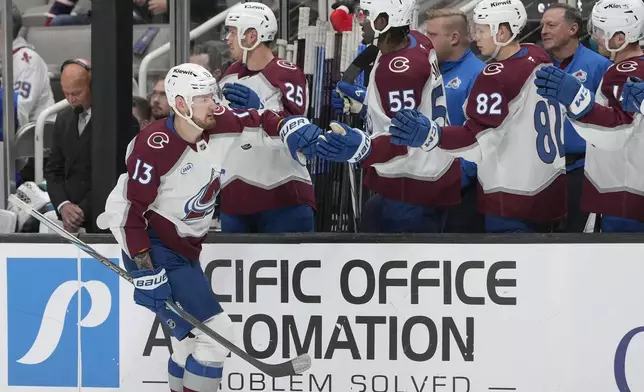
[572,69,587,83]
[616,61,638,73]
[276,59,298,70]
[147,132,170,149]
[213,104,227,116]
[446,77,462,89]
[180,162,194,174]
[483,63,504,76]
[389,56,410,73]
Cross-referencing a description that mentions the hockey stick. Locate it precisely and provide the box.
[8,195,312,378]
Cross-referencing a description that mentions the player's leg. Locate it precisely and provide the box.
[168,336,196,392]
[359,194,384,232]
[601,215,644,232]
[380,196,446,233]
[221,212,253,233]
[148,242,232,391]
[256,204,314,232]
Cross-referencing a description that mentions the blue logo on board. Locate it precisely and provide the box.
[7,257,120,387]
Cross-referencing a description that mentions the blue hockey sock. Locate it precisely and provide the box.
[168,356,184,392]
[182,354,223,392]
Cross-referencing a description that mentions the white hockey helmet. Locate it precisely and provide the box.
[357,0,416,36]
[589,0,644,55]
[225,2,278,62]
[164,63,221,130]
[472,0,527,47]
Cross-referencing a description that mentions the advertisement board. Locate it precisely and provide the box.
[1,242,644,391]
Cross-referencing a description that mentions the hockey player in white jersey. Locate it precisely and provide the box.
[379,0,568,233]
[96,63,320,392]
[535,0,644,232]
[316,0,460,233]
[3,2,54,125]
[218,2,315,233]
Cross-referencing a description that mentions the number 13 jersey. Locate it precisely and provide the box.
[439,44,567,223]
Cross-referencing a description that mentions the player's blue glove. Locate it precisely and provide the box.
[332,81,367,118]
[316,121,371,163]
[131,266,172,312]
[389,109,442,152]
[534,66,594,119]
[621,77,644,113]
[223,83,265,110]
[279,116,323,165]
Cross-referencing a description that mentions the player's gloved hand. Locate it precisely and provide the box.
[389,109,442,152]
[279,116,323,165]
[223,83,265,110]
[621,77,644,114]
[131,266,172,312]
[316,121,371,163]
[534,65,594,119]
[332,81,367,118]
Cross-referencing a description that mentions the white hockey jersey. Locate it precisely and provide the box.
[12,37,55,125]
[569,56,644,221]
[218,58,315,215]
[439,45,567,222]
[359,31,461,207]
[96,108,284,259]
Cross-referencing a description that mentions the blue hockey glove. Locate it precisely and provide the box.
[223,83,264,110]
[390,109,442,152]
[534,66,594,119]
[131,266,172,312]
[621,77,644,114]
[316,121,371,163]
[279,116,323,165]
[333,81,367,118]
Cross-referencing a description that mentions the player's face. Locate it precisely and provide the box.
[190,94,219,129]
[226,26,258,61]
[472,23,496,57]
[226,26,243,61]
[357,13,376,45]
[540,8,574,52]
[426,18,454,62]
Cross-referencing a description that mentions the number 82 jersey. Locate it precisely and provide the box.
[439,44,567,223]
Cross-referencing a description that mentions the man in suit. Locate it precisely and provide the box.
[45,59,93,232]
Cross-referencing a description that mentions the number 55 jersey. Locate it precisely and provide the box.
[360,30,461,207]
[438,44,567,223]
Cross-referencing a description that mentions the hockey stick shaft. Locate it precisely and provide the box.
[8,195,311,378]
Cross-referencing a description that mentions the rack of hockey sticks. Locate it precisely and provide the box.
[275,8,369,233]
[274,7,420,233]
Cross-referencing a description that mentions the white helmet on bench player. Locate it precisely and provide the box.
[589,0,644,57]
[164,63,222,130]
[472,0,527,57]
[357,0,415,40]
[225,2,278,63]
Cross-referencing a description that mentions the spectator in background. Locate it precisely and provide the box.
[540,3,611,232]
[45,59,94,233]
[146,0,222,25]
[132,96,152,129]
[425,8,485,233]
[189,41,225,80]
[3,2,55,125]
[149,76,171,120]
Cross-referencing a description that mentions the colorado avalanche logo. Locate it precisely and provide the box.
[446,77,461,89]
[572,69,587,83]
[616,61,638,73]
[276,59,298,70]
[183,168,221,221]
[483,63,504,76]
[147,132,169,149]
[389,56,410,73]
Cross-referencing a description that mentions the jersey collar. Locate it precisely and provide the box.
[165,114,210,152]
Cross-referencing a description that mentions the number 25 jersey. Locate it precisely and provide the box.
[439,45,567,222]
